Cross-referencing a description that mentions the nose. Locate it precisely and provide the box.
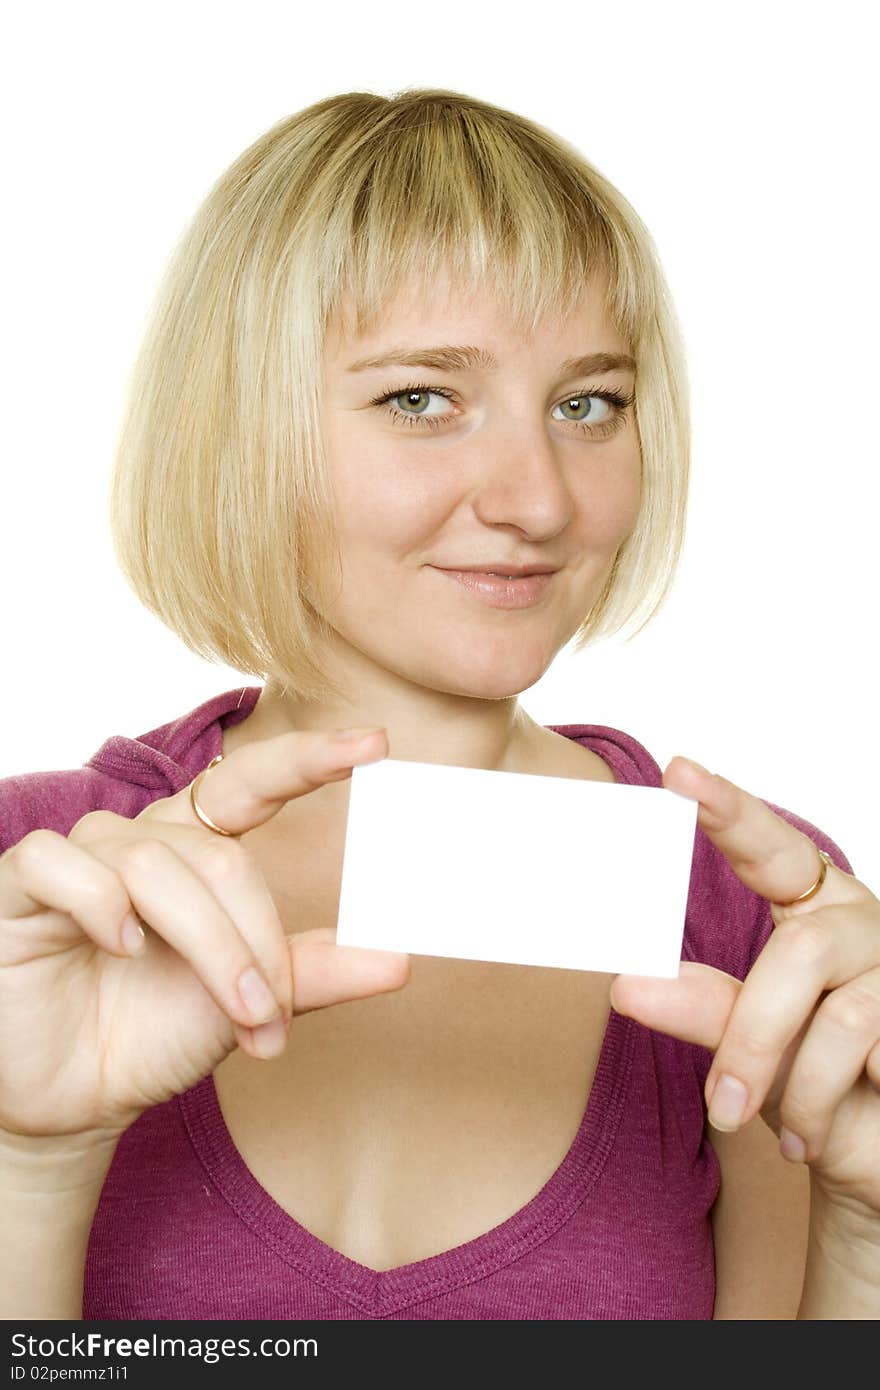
[468,417,574,539]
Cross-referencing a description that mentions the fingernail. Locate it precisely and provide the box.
[780,1127,807,1163]
[251,1016,288,1060]
[333,726,384,744]
[121,914,146,956]
[679,756,712,777]
[708,1074,748,1131]
[237,966,279,1025]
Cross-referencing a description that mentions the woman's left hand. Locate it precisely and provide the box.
[609,756,880,1223]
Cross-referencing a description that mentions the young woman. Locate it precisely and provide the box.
[1,88,878,1321]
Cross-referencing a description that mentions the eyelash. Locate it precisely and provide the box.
[367,381,635,437]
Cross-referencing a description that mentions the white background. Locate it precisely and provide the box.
[2,1,877,886]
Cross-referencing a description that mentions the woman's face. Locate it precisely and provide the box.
[316,267,642,702]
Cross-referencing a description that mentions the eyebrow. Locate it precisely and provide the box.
[345,345,637,377]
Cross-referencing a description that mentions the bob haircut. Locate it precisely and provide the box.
[109,87,690,704]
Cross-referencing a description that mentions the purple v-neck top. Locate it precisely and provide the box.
[0,686,854,1320]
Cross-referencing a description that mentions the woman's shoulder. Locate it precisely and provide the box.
[0,685,261,854]
[547,719,663,788]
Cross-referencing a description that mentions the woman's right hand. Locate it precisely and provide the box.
[0,727,409,1146]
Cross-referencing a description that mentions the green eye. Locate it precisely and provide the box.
[395,391,434,414]
[369,383,457,431]
[556,395,611,423]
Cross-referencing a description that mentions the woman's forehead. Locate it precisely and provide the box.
[325,268,616,359]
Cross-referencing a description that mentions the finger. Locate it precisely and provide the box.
[610,961,803,1134]
[776,964,880,1164]
[101,820,295,1023]
[236,1016,292,1061]
[287,928,411,1012]
[90,835,290,1032]
[0,829,136,956]
[703,901,880,1132]
[663,757,866,918]
[610,961,741,1047]
[703,900,880,1122]
[143,727,388,839]
[231,932,411,1062]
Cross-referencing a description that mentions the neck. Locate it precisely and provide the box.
[229,675,544,776]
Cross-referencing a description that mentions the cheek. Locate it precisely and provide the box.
[331,442,452,555]
[571,452,642,547]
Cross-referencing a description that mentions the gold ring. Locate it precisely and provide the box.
[189,755,236,837]
[774,849,833,907]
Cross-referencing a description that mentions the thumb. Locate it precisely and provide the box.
[289,927,411,1014]
[609,962,741,1050]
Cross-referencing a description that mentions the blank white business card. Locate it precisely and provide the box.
[335,756,698,978]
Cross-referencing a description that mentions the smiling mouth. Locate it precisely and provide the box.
[430,566,557,609]
[435,565,560,578]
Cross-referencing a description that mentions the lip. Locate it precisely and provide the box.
[430,567,557,609]
[437,563,559,576]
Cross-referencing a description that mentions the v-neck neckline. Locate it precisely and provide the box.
[177,704,644,1318]
[181,1006,636,1318]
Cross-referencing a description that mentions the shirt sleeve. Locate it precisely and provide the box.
[0,769,135,856]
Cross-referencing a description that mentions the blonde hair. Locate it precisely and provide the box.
[109,88,690,704]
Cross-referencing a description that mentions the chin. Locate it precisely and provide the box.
[432,661,552,702]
